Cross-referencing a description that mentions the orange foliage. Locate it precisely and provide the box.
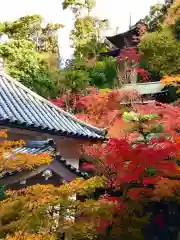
[52,88,140,133]
[52,89,179,141]
[153,178,180,200]
[8,232,55,240]
[109,101,180,140]
[175,135,180,158]
[75,89,139,129]
[164,0,180,25]
[161,75,180,93]
[108,118,133,138]
[0,130,52,174]
[0,129,8,138]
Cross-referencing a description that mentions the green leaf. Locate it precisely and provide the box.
[123,112,140,122]
[150,124,164,133]
[0,185,5,201]
[146,168,157,176]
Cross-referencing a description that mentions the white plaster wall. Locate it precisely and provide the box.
[54,137,82,169]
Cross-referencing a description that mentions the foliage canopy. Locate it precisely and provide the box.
[0,15,63,98]
[139,0,180,76]
[0,39,59,98]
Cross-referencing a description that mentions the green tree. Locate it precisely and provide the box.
[62,0,96,15]
[60,68,90,93]
[88,57,116,88]
[0,15,63,53]
[62,0,108,60]
[71,16,108,59]
[60,0,111,93]
[0,15,65,98]
[0,39,59,98]
[59,56,116,93]
[139,28,180,76]
[139,0,180,77]
[142,3,167,32]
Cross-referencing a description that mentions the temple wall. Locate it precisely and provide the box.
[54,137,82,169]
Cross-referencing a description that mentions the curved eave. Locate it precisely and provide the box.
[100,49,120,57]
[0,72,107,141]
[106,27,139,48]
[0,119,107,141]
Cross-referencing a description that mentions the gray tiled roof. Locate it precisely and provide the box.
[12,140,55,155]
[0,66,106,140]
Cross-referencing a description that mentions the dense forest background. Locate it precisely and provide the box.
[0,0,179,98]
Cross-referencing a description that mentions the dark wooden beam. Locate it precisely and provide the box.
[0,160,79,187]
[0,165,48,186]
[50,160,78,181]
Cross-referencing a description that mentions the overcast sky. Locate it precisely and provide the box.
[0,0,164,60]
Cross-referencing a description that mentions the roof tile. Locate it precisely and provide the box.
[0,71,106,140]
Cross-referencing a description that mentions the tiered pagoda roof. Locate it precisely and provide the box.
[106,26,139,49]
[100,25,139,58]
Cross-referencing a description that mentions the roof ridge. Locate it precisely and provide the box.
[0,71,106,136]
[106,26,137,39]
[25,140,54,148]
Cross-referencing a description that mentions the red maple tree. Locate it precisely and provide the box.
[52,94,180,239]
[51,37,180,238]
[83,112,180,238]
[117,46,150,83]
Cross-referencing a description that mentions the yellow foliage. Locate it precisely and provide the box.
[8,232,56,240]
[0,130,52,174]
[165,0,180,25]
[161,75,180,93]
[0,177,107,239]
[161,74,180,86]
[0,129,8,138]
[59,176,105,196]
[2,177,104,209]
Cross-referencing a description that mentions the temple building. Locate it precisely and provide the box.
[0,140,89,190]
[99,12,178,104]
[100,0,174,58]
[0,58,106,189]
[120,82,175,104]
[100,26,139,58]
